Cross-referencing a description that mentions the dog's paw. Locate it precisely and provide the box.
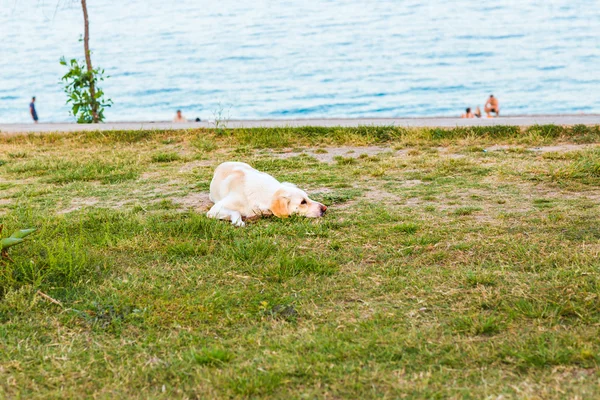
[206,211,218,219]
[232,219,246,227]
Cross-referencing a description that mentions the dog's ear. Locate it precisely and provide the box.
[271,189,291,218]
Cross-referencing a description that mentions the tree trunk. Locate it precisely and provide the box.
[81,0,99,122]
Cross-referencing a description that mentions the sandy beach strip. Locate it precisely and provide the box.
[1,114,599,134]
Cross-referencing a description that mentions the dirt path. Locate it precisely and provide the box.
[268,143,598,163]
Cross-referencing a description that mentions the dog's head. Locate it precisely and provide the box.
[270,183,327,219]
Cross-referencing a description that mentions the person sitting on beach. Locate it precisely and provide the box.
[484,95,499,117]
[474,106,482,118]
[30,96,38,123]
[173,109,187,123]
[461,107,474,118]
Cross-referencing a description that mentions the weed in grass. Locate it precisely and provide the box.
[452,315,504,336]
[392,222,419,234]
[161,137,181,145]
[267,304,298,321]
[526,124,564,139]
[150,199,179,210]
[370,167,385,177]
[8,151,27,159]
[334,155,357,165]
[550,149,600,184]
[465,271,497,287]
[192,136,217,152]
[453,206,482,216]
[232,146,252,155]
[533,198,554,208]
[151,152,181,163]
[318,189,362,204]
[190,347,234,367]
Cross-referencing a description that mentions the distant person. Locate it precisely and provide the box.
[29,96,38,123]
[484,94,499,117]
[474,106,482,118]
[173,109,186,123]
[461,107,474,118]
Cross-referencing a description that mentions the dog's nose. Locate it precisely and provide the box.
[320,204,328,214]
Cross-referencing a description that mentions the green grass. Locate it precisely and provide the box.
[151,152,182,163]
[0,125,599,398]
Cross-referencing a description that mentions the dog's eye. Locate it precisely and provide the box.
[301,199,307,205]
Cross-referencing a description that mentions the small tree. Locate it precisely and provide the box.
[60,0,111,123]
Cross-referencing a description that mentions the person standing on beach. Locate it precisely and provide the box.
[484,94,499,117]
[29,96,39,123]
[173,109,187,123]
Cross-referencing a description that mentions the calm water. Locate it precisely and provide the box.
[1,0,599,123]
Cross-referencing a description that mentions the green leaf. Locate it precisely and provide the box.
[0,237,23,250]
[9,228,36,239]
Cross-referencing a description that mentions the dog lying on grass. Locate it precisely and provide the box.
[207,162,327,226]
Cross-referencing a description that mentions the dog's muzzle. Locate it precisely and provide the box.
[320,204,328,216]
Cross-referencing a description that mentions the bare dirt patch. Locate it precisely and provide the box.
[484,143,598,153]
[269,146,396,163]
[171,192,212,211]
[265,143,599,164]
[527,143,598,153]
[178,160,214,173]
[402,179,425,187]
[58,197,100,214]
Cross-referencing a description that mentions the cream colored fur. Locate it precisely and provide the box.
[207,162,327,226]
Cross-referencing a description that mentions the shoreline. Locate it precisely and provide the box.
[1,114,600,134]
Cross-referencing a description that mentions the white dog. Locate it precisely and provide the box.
[207,162,327,226]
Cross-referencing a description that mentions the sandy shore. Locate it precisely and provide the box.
[1,115,599,134]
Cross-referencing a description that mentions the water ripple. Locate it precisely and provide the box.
[0,0,598,122]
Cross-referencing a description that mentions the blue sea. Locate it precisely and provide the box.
[1,0,599,123]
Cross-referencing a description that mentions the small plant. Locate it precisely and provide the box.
[60,57,112,123]
[191,137,217,152]
[453,206,482,216]
[334,156,357,165]
[0,225,36,262]
[393,222,419,234]
[212,102,232,134]
[151,152,181,163]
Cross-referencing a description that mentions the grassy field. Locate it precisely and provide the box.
[1,125,599,398]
